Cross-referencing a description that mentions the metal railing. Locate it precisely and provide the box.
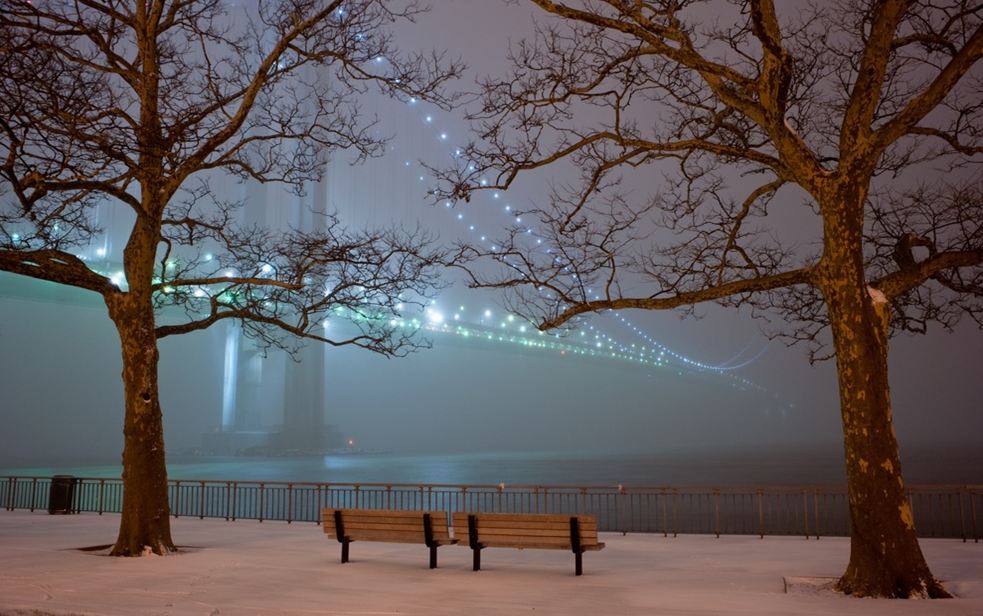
[3,476,980,541]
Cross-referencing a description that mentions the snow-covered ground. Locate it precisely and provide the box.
[0,511,980,615]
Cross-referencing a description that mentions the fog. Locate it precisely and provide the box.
[1,1,981,478]
[2,269,980,471]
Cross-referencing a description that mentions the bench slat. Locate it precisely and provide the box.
[324,527,453,539]
[466,527,600,541]
[476,540,606,551]
[332,530,455,544]
[452,513,596,524]
[456,520,597,532]
[339,521,426,532]
[452,512,596,522]
[331,508,431,517]
[339,513,446,523]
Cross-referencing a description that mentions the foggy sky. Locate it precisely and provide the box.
[1,0,981,470]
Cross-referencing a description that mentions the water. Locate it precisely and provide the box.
[2,447,980,486]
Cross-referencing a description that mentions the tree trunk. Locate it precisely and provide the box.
[819,190,947,598]
[105,289,175,556]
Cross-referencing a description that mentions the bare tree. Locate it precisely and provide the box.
[0,0,461,556]
[433,0,982,599]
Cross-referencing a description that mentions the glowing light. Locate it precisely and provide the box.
[428,309,444,324]
[96,247,107,257]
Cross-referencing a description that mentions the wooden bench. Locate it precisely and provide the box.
[452,512,605,575]
[322,508,457,569]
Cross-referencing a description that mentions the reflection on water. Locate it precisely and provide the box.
[3,447,981,486]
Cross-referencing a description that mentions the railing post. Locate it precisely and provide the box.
[98,479,105,515]
[662,490,668,537]
[232,481,238,521]
[672,490,678,538]
[30,478,37,512]
[959,488,966,543]
[199,481,206,519]
[714,490,720,538]
[70,478,79,513]
[757,490,764,539]
[225,481,231,521]
[803,490,809,540]
[616,484,625,535]
[259,483,265,522]
[907,489,916,529]
[6,477,15,511]
[971,490,978,543]
[813,490,821,539]
[174,481,182,518]
[287,483,294,524]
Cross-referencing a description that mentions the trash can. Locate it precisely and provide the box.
[48,475,77,514]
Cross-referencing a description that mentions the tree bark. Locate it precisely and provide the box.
[106,290,175,556]
[104,213,175,556]
[819,186,947,598]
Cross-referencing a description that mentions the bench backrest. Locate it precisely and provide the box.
[452,512,601,550]
[323,508,453,544]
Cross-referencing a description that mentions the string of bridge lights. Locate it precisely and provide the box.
[48,55,765,392]
[394,92,766,391]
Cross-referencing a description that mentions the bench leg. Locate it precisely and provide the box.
[341,539,350,564]
[575,550,583,576]
[472,547,481,572]
[429,545,438,569]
